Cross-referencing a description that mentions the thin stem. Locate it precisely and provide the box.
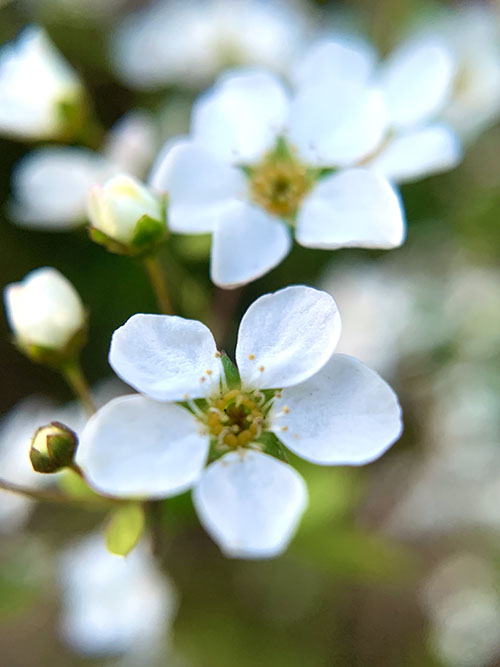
[143,254,174,315]
[0,477,108,508]
[61,360,96,417]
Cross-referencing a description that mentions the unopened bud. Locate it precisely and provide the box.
[30,421,78,473]
[87,174,166,256]
[3,267,87,367]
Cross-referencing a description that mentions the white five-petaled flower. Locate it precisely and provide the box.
[294,37,463,184]
[0,25,84,141]
[77,286,402,559]
[149,69,405,288]
[4,267,85,351]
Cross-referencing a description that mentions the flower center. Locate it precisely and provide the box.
[249,149,311,219]
[205,388,267,449]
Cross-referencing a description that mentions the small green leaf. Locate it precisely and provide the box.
[105,503,145,556]
[221,352,241,389]
[131,214,167,250]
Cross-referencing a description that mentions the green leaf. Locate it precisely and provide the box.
[105,503,145,556]
[221,352,241,389]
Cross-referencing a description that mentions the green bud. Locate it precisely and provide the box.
[30,422,78,473]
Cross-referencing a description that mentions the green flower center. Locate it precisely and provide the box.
[248,142,312,219]
[205,389,267,448]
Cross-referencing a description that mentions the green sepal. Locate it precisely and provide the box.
[17,324,88,370]
[257,431,289,463]
[221,352,241,390]
[29,448,61,474]
[105,502,145,556]
[207,438,231,464]
[46,422,78,468]
[89,211,167,258]
[56,91,89,141]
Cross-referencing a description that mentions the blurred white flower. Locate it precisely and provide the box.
[408,5,500,141]
[9,111,158,230]
[422,553,500,667]
[0,378,129,534]
[150,69,404,287]
[87,174,164,247]
[111,0,311,90]
[0,397,61,534]
[0,25,84,141]
[77,285,402,558]
[59,533,177,656]
[4,267,85,351]
[295,35,462,183]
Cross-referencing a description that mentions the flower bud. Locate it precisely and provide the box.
[87,174,166,255]
[0,26,87,142]
[3,267,87,365]
[30,421,78,473]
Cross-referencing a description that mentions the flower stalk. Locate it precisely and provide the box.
[143,254,174,315]
[61,360,96,416]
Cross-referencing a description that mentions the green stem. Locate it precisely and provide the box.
[143,254,174,315]
[61,360,96,417]
[0,477,109,508]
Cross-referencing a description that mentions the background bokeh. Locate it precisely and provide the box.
[1,0,500,665]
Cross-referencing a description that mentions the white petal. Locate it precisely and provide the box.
[236,285,341,390]
[210,201,291,288]
[288,79,387,167]
[77,395,209,498]
[380,40,455,128]
[271,354,402,465]
[192,69,289,164]
[149,140,246,233]
[102,110,157,178]
[10,147,116,229]
[193,449,307,559]
[292,38,376,90]
[369,124,463,183]
[295,168,405,249]
[109,314,222,402]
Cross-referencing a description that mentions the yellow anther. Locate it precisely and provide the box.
[281,426,289,432]
[200,376,206,382]
[282,406,290,414]
[259,366,265,372]
[206,369,212,375]
[248,354,256,360]
[237,430,253,447]
[214,352,221,358]
[249,423,259,436]
[212,423,224,436]
[224,432,238,447]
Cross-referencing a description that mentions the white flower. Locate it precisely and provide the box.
[77,285,402,558]
[59,533,177,656]
[0,25,84,141]
[150,69,405,287]
[4,267,85,350]
[412,5,500,141]
[296,37,462,184]
[0,396,60,534]
[9,111,157,230]
[422,554,500,667]
[87,174,164,247]
[0,378,129,534]
[110,0,311,90]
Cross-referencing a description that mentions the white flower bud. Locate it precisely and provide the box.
[3,267,86,351]
[87,173,165,252]
[0,26,85,141]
